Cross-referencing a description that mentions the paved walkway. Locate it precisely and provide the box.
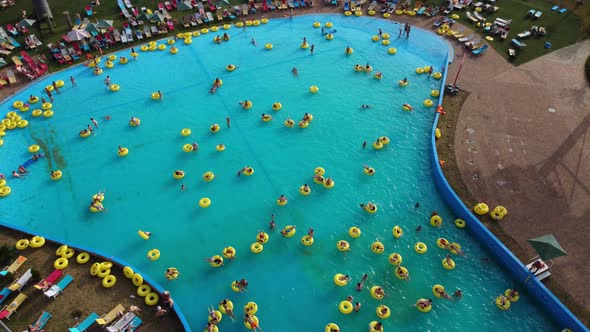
[450,28,590,316]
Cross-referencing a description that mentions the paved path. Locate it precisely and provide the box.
[450,29,590,316]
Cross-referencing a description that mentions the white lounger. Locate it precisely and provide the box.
[526,258,552,281]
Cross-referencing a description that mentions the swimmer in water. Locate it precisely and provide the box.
[453,288,462,299]
[360,104,373,109]
[204,256,223,266]
[292,67,298,76]
[192,142,199,152]
[251,38,256,46]
[269,214,276,229]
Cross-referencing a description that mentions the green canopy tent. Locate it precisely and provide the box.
[177,1,193,11]
[17,19,37,28]
[96,19,114,29]
[149,12,165,23]
[527,234,567,260]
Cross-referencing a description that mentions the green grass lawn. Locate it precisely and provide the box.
[451,0,587,65]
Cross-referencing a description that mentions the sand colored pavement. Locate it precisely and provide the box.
[450,30,590,316]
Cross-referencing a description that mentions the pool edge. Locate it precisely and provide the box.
[431,46,588,332]
[0,222,193,332]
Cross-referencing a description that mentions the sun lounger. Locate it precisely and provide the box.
[500,30,509,40]
[473,11,484,21]
[29,311,52,331]
[44,274,74,299]
[458,33,475,42]
[0,293,27,320]
[97,304,125,325]
[551,5,559,11]
[511,38,527,48]
[0,288,11,306]
[69,312,99,332]
[534,11,542,19]
[106,312,141,332]
[0,256,27,276]
[558,8,567,14]
[527,9,535,16]
[494,17,511,27]
[34,269,63,291]
[465,11,478,23]
[150,25,159,35]
[526,258,552,281]
[242,3,248,15]
[517,31,531,38]
[471,44,488,55]
[8,268,32,292]
[143,26,151,38]
[508,48,516,57]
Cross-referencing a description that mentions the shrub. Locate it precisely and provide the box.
[0,244,17,266]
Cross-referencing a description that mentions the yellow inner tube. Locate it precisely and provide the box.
[15,239,29,250]
[414,242,428,254]
[102,275,117,288]
[138,284,151,297]
[76,252,90,264]
[348,226,361,238]
[339,300,353,314]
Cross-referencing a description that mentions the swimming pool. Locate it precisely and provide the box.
[1,14,561,331]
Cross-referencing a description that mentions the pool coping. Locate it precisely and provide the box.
[431,46,588,332]
[0,222,193,332]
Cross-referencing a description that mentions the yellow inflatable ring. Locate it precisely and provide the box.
[344,10,352,16]
[257,230,272,246]
[272,102,282,111]
[226,64,236,71]
[203,171,215,182]
[120,57,128,64]
[433,72,442,79]
[265,43,273,50]
[379,136,390,145]
[17,119,28,128]
[123,266,134,279]
[431,90,440,97]
[132,273,144,286]
[345,47,353,54]
[337,240,350,252]
[298,120,309,128]
[262,114,272,122]
[173,170,185,179]
[15,239,29,250]
[416,299,432,313]
[41,102,52,110]
[309,86,319,93]
[416,67,424,74]
[392,225,403,238]
[414,242,427,254]
[210,124,220,133]
[364,167,375,176]
[370,286,384,300]
[326,323,340,332]
[326,33,334,40]
[54,257,68,270]
[109,84,120,92]
[333,274,349,287]
[299,185,311,196]
[495,296,511,310]
[137,284,151,297]
[29,236,45,248]
[424,99,434,107]
[376,305,391,319]
[282,225,296,238]
[76,252,90,264]
[99,261,112,270]
[388,253,402,266]
[276,197,288,206]
[117,147,128,157]
[32,109,43,117]
[244,301,258,315]
[323,178,334,188]
[339,300,353,314]
[219,299,234,315]
[436,238,449,249]
[222,246,236,259]
[43,110,54,118]
[371,241,384,254]
[209,255,223,267]
[29,96,39,104]
[373,141,383,150]
[448,242,462,255]
[244,315,259,330]
[61,248,75,258]
[102,275,117,288]
[395,266,409,280]
[250,242,263,254]
[313,22,321,28]
[56,244,68,256]
[364,203,378,214]
[183,144,193,153]
[314,167,325,176]
[505,289,520,302]
[90,262,100,276]
[97,268,111,278]
[199,197,211,208]
[430,215,442,227]
[28,144,40,153]
[170,47,178,54]
[145,292,159,306]
[490,206,508,220]
[432,284,446,298]
[147,249,161,261]
[301,235,314,246]
[216,144,225,152]
[442,258,456,270]
[474,203,489,215]
[284,118,295,127]
[348,226,361,238]
[241,167,254,176]
[382,39,390,46]
[158,44,166,50]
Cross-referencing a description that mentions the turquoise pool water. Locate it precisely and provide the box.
[1,15,559,331]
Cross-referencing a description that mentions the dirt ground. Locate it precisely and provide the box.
[0,228,184,332]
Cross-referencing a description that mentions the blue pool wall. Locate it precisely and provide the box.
[430,49,588,332]
[0,222,193,332]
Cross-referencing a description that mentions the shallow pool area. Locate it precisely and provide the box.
[0,14,562,331]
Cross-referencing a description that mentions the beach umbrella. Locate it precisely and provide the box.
[137,12,151,22]
[17,19,37,27]
[527,234,567,260]
[66,29,90,41]
[0,58,7,68]
[96,19,114,29]
[149,12,165,23]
